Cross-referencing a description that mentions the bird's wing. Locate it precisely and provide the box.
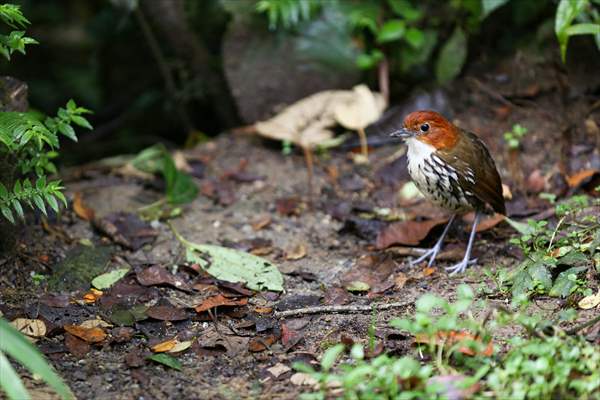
[438,131,506,215]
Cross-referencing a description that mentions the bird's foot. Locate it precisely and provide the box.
[409,244,442,267]
[445,258,478,276]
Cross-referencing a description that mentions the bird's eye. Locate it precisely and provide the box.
[420,123,430,132]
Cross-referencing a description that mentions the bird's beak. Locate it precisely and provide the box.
[389,127,414,139]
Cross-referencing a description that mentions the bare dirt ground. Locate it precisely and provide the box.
[1,50,599,400]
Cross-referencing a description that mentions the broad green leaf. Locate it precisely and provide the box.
[45,194,59,213]
[377,19,405,43]
[511,263,535,297]
[435,27,467,85]
[11,199,24,219]
[33,194,46,215]
[0,351,30,400]
[416,294,444,312]
[0,319,74,399]
[505,217,535,235]
[565,23,600,36]
[481,0,510,20]
[91,267,130,290]
[320,344,344,371]
[405,27,424,48]
[186,243,283,292]
[558,250,588,266]
[356,50,383,69]
[163,153,198,205]
[1,206,15,224]
[70,115,92,130]
[528,262,552,290]
[549,266,587,297]
[147,353,182,371]
[57,122,76,141]
[555,0,587,36]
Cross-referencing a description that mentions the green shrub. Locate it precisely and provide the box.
[0,4,92,223]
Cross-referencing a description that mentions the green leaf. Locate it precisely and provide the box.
[511,263,535,297]
[57,122,76,141]
[528,262,552,289]
[70,115,92,130]
[356,49,383,70]
[45,194,59,213]
[33,194,47,215]
[1,206,15,224]
[435,27,467,85]
[505,217,535,235]
[11,199,24,219]
[565,23,600,36]
[377,19,405,43]
[163,153,198,205]
[320,344,344,371]
[91,267,130,290]
[146,353,182,371]
[387,0,422,21]
[555,0,587,36]
[186,243,284,292]
[0,351,31,400]
[0,319,74,399]
[481,0,510,20]
[405,27,424,48]
[549,266,587,297]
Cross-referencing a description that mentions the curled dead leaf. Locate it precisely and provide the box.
[152,338,177,353]
[578,290,600,309]
[82,288,103,304]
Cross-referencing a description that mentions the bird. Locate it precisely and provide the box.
[390,110,505,275]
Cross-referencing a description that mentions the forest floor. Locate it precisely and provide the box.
[1,50,599,400]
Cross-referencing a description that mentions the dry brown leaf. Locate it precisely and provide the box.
[251,215,272,231]
[64,324,107,343]
[173,151,192,172]
[290,372,318,387]
[393,273,408,290]
[415,331,493,356]
[567,169,599,188]
[195,294,248,313]
[376,218,449,249]
[11,318,46,338]
[333,85,386,130]
[152,338,177,353]
[502,184,512,200]
[73,192,95,221]
[79,319,112,329]
[82,288,103,304]
[267,363,291,378]
[285,243,307,261]
[254,85,385,148]
[578,290,600,309]
[462,213,505,233]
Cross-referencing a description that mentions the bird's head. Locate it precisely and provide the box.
[390,110,459,150]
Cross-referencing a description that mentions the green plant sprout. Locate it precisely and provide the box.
[503,123,528,150]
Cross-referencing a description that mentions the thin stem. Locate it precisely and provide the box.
[357,127,369,159]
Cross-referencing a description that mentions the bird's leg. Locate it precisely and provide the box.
[446,212,480,276]
[410,214,456,267]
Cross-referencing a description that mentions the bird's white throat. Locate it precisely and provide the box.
[405,137,436,168]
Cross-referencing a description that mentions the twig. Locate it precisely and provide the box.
[566,313,600,336]
[274,300,414,319]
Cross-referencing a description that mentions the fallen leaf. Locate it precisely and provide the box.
[168,340,193,353]
[79,319,112,329]
[281,323,303,349]
[152,338,177,353]
[11,318,46,338]
[255,85,385,148]
[290,372,318,387]
[254,307,273,314]
[64,324,107,343]
[393,273,408,290]
[463,212,505,233]
[73,192,95,221]
[567,169,599,188]
[65,333,90,358]
[285,243,307,261]
[333,84,386,130]
[82,288,103,304]
[146,353,182,371]
[195,326,249,357]
[184,242,284,292]
[136,265,191,291]
[267,363,291,378]
[248,334,277,352]
[252,215,272,231]
[39,294,70,308]
[345,281,370,292]
[92,267,130,290]
[376,218,449,249]
[341,254,397,293]
[578,290,600,309]
[112,327,135,343]
[415,331,493,357]
[146,305,189,321]
[195,294,248,313]
[93,212,158,251]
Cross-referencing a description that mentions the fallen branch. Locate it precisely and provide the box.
[566,313,600,336]
[274,300,414,319]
